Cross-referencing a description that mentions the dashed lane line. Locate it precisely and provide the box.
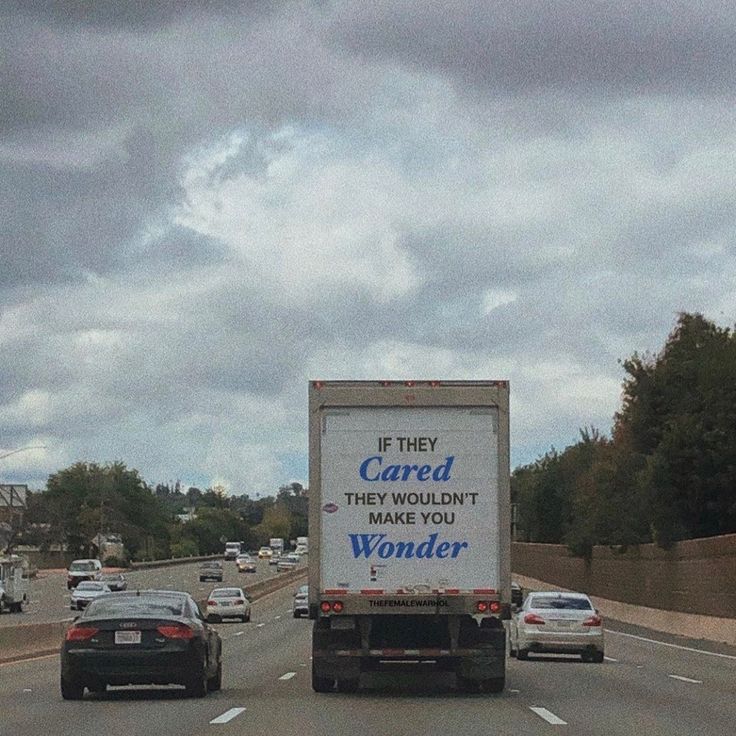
[279,672,297,680]
[604,656,619,662]
[529,707,567,725]
[605,630,736,661]
[210,707,246,724]
[668,674,703,684]
[234,631,244,636]
[257,623,266,628]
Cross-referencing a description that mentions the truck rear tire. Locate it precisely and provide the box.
[336,678,359,693]
[480,677,505,693]
[312,662,334,693]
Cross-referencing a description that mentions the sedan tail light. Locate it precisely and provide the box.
[66,626,99,641]
[583,614,602,627]
[234,599,245,605]
[523,613,546,625]
[207,600,217,606]
[157,624,195,639]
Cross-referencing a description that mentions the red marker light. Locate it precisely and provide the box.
[320,601,332,613]
[332,601,344,613]
[489,601,502,613]
[476,601,489,613]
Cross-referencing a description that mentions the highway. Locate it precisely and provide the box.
[2,573,735,736]
[0,557,285,627]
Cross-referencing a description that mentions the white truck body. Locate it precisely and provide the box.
[269,538,284,555]
[309,380,510,693]
[224,541,242,560]
[0,556,30,613]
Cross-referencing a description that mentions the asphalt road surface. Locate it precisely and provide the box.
[1,581,735,736]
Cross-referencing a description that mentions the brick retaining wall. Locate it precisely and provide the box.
[512,533,736,619]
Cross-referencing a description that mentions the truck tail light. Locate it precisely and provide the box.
[489,601,501,613]
[583,615,602,627]
[320,601,344,613]
[523,613,546,625]
[157,624,195,639]
[65,626,99,641]
[476,601,489,613]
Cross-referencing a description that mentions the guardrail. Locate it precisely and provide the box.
[0,566,307,665]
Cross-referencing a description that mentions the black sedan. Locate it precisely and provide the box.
[60,590,222,699]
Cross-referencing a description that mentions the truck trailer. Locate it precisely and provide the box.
[308,380,511,693]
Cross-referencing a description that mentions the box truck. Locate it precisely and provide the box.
[308,380,511,693]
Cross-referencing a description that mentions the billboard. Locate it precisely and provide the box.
[0,485,28,508]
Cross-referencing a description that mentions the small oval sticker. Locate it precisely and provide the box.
[322,503,339,513]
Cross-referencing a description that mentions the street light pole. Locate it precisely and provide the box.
[0,445,46,462]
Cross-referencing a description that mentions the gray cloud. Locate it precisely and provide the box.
[1,1,735,492]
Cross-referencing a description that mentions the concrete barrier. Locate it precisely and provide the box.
[0,567,307,665]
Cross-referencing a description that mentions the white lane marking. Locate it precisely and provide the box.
[257,623,266,628]
[234,631,244,636]
[605,629,736,661]
[530,707,567,725]
[210,707,246,724]
[274,615,281,620]
[279,672,297,680]
[509,688,520,693]
[604,656,619,662]
[669,674,703,684]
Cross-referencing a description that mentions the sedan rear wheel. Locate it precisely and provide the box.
[186,668,208,698]
[60,676,85,700]
[207,660,222,692]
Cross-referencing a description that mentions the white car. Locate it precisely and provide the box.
[66,559,103,590]
[293,584,309,618]
[70,581,112,610]
[509,591,604,662]
[276,553,300,572]
[206,587,252,623]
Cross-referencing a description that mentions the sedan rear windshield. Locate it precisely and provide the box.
[69,562,97,571]
[530,596,593,610]
[85,596,186,617]
[211,589,241,597]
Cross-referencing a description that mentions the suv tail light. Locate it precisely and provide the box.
[66,626,99,641]
[157,624,195,639]
[583,615,602,627]
[523,613,546,625]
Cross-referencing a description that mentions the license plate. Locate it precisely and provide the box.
[115,630,141,644]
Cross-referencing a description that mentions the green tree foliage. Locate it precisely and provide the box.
[43,462,171,559]
[514,312,736,553]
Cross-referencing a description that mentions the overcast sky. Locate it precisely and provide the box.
[2,1,735,496]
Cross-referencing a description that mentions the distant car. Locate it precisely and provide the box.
[276,553,300,572]
[257,547,273,559]
[509,591,604,662]
[67,559,103,590]
[268,553,280,566]
[224,542,242,560]
[60,589,222,699]
[70,581,112,610]
[198,561,224,582]
[236,555,256,573]
[206,587,252,623]
[98,572,128,592]
[293,584,308,618]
